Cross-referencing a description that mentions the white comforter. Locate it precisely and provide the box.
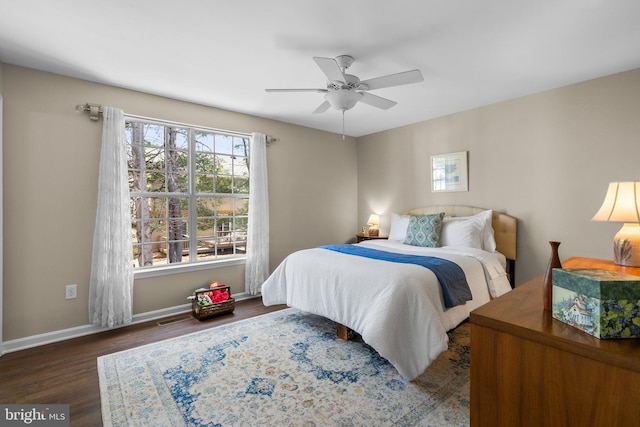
[261,240,511,380]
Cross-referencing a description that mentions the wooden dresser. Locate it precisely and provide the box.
[470,257,640,427]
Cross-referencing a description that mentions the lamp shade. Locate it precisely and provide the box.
[593,182,640,266]
[592,182,640,222]
[367,214,380,226]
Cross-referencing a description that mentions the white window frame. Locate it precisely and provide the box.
[125,115,250,278]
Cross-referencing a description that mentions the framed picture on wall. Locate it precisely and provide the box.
[431,151,468,192]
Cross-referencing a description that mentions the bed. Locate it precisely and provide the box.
[261,205,517,380]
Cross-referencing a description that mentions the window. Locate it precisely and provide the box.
[126,118,250,270]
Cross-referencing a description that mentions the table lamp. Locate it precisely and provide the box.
[367,214,380,236]
[592,182,640,266]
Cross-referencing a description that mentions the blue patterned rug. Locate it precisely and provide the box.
[97,308,470,426]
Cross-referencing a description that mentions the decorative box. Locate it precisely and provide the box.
[191,286,235,320]
[552,268,640,339]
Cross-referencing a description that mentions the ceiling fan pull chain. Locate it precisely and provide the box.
[342,111,346,140]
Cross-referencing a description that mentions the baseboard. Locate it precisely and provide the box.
[1,292,259,355]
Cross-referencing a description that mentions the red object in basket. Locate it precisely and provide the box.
[211,289,229,303]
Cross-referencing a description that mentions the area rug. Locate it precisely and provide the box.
[97,308,470,426]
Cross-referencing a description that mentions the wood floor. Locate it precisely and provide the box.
[0,298,286,426]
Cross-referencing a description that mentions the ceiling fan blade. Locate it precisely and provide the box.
[265,88,327,93]
[313,56,346,84]
[359,92,397,110]
[360,69,424,91]
[312,100,331,114]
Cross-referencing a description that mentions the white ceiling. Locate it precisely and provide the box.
[1,0,640,137]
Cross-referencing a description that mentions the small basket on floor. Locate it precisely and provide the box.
[191,287,235,320]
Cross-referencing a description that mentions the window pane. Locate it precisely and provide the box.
[235,216,248,231]
[144,124,165,147]
[196,238,216,257]
[173,128,189,150]
[215,134,234,155]
[234,177,249,194]
[166,149,188,172]
[195,152,215,174]
[125,123,133,144]
[216,154,233,175]
[234,198,249,215]
[233,156,249,177]
[195,174,214,193]
[195,131,214,152]
[146,171,165,192]
[216,198,235,217]
[148,219,166,241]
[144,147,163,169]
[196,196,216,215]
[130,197,145,220]
[138,243,155,267]
[147,198,167,219]
[166,169,188,193]
[128,171,141,193]
[233,137,249,156]
[177,173,189,192]
[196,217,216,237]
[215,176,233,194]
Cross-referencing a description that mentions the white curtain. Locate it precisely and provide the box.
[245,132,270,295]
[88,107,134,327]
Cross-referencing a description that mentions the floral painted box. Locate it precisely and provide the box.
[552,268,640,339]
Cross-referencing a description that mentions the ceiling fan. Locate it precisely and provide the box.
[265,55,424,115]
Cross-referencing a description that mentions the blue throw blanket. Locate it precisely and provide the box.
[319,244,471,308]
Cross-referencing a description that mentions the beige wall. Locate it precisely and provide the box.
[357,68,640,285]
[4,63,640,343]
[2,65,357,341]
[0,61,4,352]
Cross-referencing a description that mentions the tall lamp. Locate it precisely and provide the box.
[592,182,640,266]
[367,214,380,236]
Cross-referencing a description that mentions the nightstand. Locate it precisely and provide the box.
[356,233,388,243]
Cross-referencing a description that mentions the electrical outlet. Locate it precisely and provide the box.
[65,284,77,300]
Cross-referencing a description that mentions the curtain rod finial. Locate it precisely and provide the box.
[76,103,102,121]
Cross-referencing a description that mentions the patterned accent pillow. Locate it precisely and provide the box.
[403,213,445,247]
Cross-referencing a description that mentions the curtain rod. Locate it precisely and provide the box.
[75,102,278,143]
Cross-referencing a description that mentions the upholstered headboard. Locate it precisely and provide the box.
[403,205,517,260]
[402,205,518,285]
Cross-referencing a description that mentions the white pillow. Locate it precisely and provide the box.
[442,210,497,252]
[440,217,484,249]
[388,213,410,241]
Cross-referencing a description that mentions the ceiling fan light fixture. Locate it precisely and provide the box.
[325,89,363,111]
[266,54,424,124]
